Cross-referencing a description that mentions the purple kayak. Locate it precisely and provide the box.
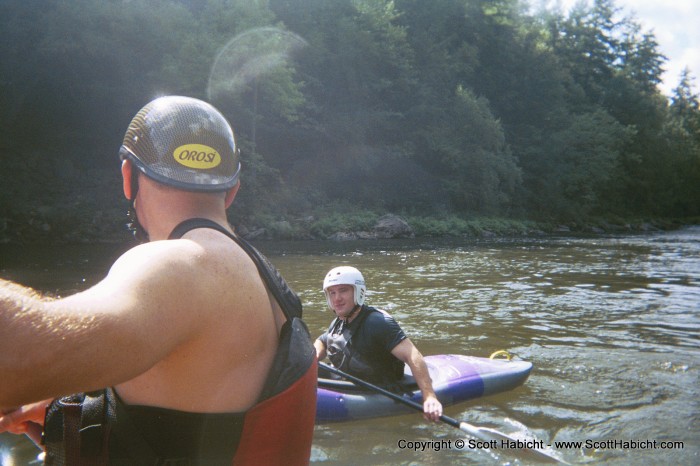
[316,354,532,423]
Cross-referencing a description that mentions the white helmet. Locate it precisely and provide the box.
[323,266,366,309]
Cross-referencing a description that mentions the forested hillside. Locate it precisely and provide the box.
[1,0,698,242]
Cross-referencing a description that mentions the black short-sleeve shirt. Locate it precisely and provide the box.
[319,306,407,381]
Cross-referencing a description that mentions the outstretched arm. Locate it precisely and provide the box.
[391,339,443,422]
[0,240,215,409]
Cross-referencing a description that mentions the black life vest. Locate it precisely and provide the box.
[43,218,317,465]
[325,306,405,385]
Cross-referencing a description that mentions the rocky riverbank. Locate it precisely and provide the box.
[1,211,694,245]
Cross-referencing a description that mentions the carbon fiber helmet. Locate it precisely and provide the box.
[323,266,367,309]
[119,96,241,192]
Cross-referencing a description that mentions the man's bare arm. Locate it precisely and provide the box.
[391,338,443,421]
[0,240,211,408]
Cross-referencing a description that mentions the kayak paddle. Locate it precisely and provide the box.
[319,362,568,464]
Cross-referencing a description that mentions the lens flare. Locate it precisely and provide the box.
[207,27,307,101]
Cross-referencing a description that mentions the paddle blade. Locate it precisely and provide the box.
[459,422,568,464]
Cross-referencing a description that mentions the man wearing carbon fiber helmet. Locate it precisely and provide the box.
[0,96,316,465]
[315,266,443,422]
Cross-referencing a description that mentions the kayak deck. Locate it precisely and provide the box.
[316,354,532,423]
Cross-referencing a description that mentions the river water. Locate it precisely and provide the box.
[1,227,698,465]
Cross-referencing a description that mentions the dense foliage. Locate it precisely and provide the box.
[1,0,698,241]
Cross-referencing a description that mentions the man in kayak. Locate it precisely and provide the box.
[0,96,316,465]
[314,266,443,422]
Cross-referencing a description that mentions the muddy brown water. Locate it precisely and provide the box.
[1,227,698,465]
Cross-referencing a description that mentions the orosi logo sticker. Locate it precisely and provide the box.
[173,144,221,169]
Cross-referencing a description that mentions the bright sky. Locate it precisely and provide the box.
[541,0,700,97]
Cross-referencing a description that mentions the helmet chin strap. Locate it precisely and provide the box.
[126,202,149,243]
[343,304,362,322]
[334,304,362,334]
[126,169,149,243]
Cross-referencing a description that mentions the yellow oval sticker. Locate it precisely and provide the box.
[173,144,221,169]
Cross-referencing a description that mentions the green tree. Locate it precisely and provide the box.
[2,0,698,242]
[662,69,700,215]
[425,86,520,214]
[545,0,622,105]
[543,109,633,217]
[270,0,432,213]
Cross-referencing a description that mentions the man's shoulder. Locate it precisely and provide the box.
[360,307,400,330]
[110,236,260,297]
[356,307,406,351]
[363,307,395,321]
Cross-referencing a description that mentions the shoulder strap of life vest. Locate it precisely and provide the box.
[168,218,302,321]
[325,306,375,373]
[170,218,317,465]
